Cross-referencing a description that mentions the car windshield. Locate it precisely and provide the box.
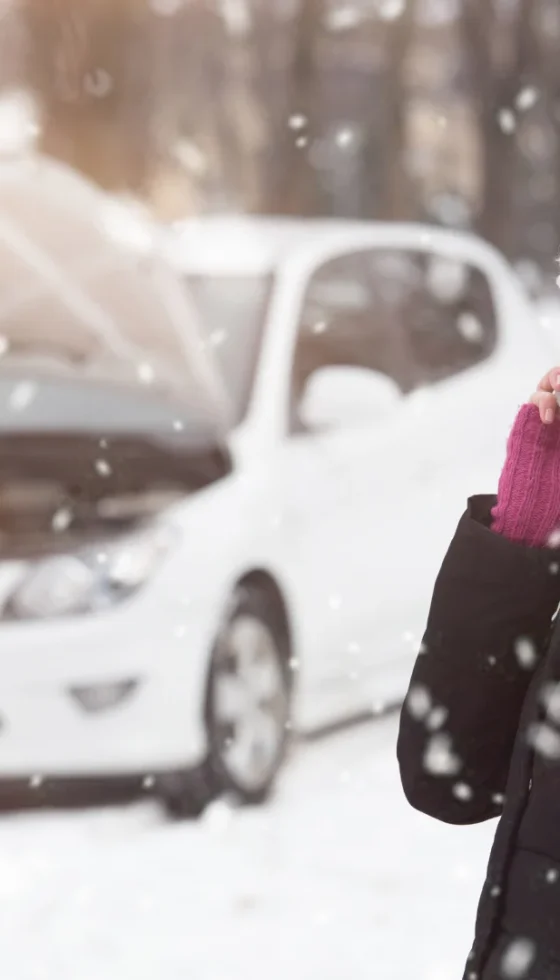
[184,274,273,424]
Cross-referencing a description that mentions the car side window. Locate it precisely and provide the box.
[368,251,498,385]
[291,247,498,429]
[291,251,417,428]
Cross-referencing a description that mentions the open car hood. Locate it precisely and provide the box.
[0,155,233,557]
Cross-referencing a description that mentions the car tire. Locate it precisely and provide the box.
[162,582,292,819]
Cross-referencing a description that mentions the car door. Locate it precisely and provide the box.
[288,243,522,718]
[285,250,430,722]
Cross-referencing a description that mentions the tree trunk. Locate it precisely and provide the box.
[267,0,324,216]
[460,0,534,254]
[22,0,154,194]
[378,0,416,220]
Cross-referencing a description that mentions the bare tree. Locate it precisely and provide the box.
[460,0,536,252]
[267,0,325,215]
[22,0,154,193]
[377,0,417,220]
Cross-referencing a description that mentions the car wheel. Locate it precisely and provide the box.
[163,583,292,818]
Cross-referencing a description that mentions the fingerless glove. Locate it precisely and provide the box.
[492,403,560,548]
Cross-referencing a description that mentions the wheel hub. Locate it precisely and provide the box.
[212,614,288,792]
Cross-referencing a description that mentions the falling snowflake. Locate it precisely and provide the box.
[490,885,502,898]
[426,706,448,732]
[137,362,155,384]
[548,528,560,548]
[95,459,112,478]
[326,5,362,31]
[173,419,184,432]
[142,775,155,790]
[423,733,461,776]
[515,86,539,112]
[84,68,113,99]
[498,108,516,134]
[289,656,300,672]
[218,0,252,36]
[335,126,357,149]
[453,782,473,802]
[488,655,497,667]
[378,0,405,20]
[9,381,36,412]
[312,320,328,334]
[550,562,559,575]
[29,774,43,789]
[288,113,307,131]
[500,937,536,979]
[406,684,432,721]
[296,135,309,148]
[546,867,559,884]
[527,721,560,760]
[514,637,537,670]
[174,139,208,176]
[457,312,485,344]
[51,508,73,533]
[427,256,468,303]
[492,792,505,805]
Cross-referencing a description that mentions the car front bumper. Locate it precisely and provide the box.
[0,603,213,778]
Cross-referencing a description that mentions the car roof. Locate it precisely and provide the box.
[165,216,331,274]
[162,214,502,278]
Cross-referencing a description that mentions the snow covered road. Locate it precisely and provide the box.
[0,716,495,980]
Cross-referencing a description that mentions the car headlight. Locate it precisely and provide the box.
[6,526,173,621]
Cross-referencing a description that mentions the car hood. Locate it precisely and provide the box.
[0,155,233,557]
[0,155,231,424]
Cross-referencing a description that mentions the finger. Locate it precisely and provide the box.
[537,368,560,393]
[530,389,558,423]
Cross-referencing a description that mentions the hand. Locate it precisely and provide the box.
[530,368,560,424]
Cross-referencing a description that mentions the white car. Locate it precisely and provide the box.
[0,198,553,814]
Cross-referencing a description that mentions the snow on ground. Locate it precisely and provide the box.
[0,715,494,980]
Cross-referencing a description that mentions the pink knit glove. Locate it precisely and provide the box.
[492,403,560,548]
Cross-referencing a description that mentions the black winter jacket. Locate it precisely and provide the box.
[397,495,560,980]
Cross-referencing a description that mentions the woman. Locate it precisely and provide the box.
[397,367,560,980]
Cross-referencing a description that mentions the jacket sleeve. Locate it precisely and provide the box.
[397,495,560,826]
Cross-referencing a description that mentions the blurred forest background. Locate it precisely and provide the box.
[0,0,559,291]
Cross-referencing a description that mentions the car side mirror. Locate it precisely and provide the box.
[300,365,401,431]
